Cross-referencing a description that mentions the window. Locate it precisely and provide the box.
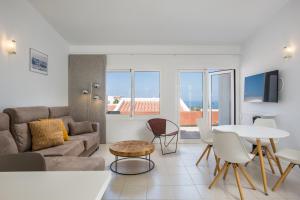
[106,71,131,115]
[179,72,204,127]
[134,72,160,115]
[106,70,160,116]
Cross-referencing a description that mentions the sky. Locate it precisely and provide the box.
[180,72,203,104]
[244,73,265,98]
[106,71,159,98]
[107,71,219,107]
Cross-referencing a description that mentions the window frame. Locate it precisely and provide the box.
[106,69,161,118]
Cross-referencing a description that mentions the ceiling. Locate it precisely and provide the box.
[28,0,289,45]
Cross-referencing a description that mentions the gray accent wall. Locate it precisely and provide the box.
[69,55,106,143]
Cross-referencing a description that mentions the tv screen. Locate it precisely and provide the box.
[244,70,278,103]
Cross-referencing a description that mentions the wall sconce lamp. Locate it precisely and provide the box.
[7,40,16,54]
[283,44,295,60]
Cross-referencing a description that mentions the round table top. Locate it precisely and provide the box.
[214,125,290,139]
[109,140,155,157]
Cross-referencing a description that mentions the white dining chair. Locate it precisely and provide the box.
[209,130,256,200]
[246,118,279,174]
[195,118,221,175]
[195,119,214,163]
[272,148,300,191]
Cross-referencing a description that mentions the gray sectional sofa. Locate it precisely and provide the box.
[0,106,105,171]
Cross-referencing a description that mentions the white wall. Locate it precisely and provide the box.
[0,0,69,111]
[240,0,300,148]
[70,45,240,143]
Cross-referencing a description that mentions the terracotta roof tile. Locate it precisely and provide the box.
[108,99,219,125]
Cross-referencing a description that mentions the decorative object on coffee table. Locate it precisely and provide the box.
[109,140,155,175]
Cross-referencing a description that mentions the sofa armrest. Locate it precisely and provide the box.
[0,152,46,171]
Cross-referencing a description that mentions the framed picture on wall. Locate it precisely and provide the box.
[29,48,48,75]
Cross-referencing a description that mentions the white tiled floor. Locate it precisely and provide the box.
[92,143,300,200]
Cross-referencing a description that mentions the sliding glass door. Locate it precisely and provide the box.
[177,69,235,141]
[209,70,235,127]
[178,71,204,140]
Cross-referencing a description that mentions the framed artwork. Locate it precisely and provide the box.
[29,48,48,75]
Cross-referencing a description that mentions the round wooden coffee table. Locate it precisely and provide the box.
[109,140,155,175]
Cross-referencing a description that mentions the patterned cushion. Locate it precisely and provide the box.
[29,120,64,151]
[40,119,69,141]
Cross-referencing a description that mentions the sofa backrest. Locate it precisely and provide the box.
[49,106,70,118]
[49,106,74,133]
[4,107,49,152]
[0,113,18,155]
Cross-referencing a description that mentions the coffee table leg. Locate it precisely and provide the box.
[149,154,151,170]
[115,156,118,172]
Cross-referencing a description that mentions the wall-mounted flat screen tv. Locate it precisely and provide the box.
[244,70,279,103]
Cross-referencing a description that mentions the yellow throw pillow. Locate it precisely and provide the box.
[29,120,64,151]
[40,119,69,141]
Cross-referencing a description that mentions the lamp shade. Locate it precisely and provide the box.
[7,40,16,54]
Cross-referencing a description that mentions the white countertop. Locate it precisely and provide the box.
[0,171,111,200]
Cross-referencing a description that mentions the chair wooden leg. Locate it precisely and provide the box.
[223,162,231,180]
[265,148,275,174]
[245,147,258,167]
[237,164,256,190]
[196,145,210,166]
[213,155,221,176]
[270,138,283,175]
[257,139,268,195]
[206,146,212,160]
[209,162,228,189]
[272,163,295,191]
[233,164,245,200]
[265,146,276,161]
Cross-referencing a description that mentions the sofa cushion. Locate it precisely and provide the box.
[34,140,85,156]
[12,123,32,152]
[29,120,65,151]
[60,116,74,133]
[49,106,70,118]
[69,121,93,136]
[4,107,49,152]
[40,119,69,141]
[45,156,105,171]
[0,113,10,131]
[0,130,18,155]
[70,132,100,150]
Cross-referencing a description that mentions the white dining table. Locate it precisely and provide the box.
[0,171,111,200]
[214,125,290,195]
